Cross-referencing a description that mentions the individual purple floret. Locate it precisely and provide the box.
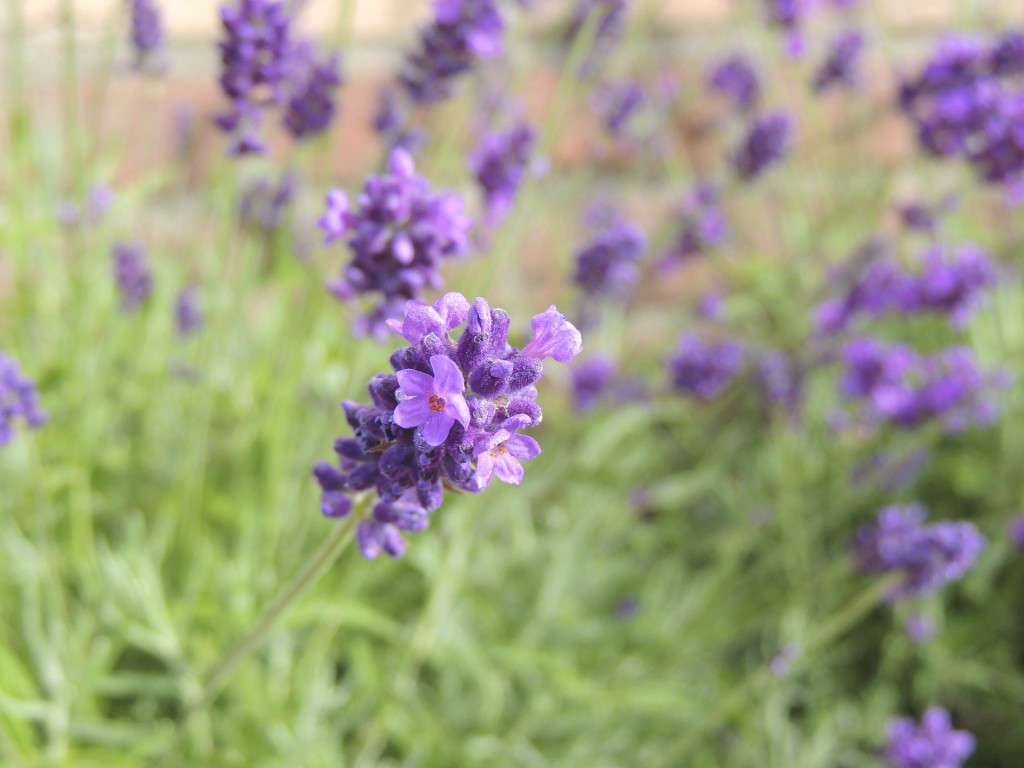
[669,334,744,401]
[900,32,1024,186]
[815,253,907,334]
[573,215,646,303]
[658,183,727,270]
[768,642,800,678]
[283,46,342,142]
[707,55,761,113]
[112,243,153,313]
[903,243,996,329]
[469,121,536,225]
[764,0,810,56]
[813,29,865,93]
[905,613,936,645]
[839,338,1005,431]
[216,0,293,155]
[128,0,164,73]
[732,112,793,181]
[312,294,582,559]
[884,708,975,768]
[175,285,203,337]
[400,0,504,105]
[0,352,47,446]
[571,355,616,412]
[897,195,959,235]
[852,503,986,600]
[319,148,472,338]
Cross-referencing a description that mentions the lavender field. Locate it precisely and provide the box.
[2,1,1023,765]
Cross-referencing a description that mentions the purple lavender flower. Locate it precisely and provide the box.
[764,0,810,56]
[112,243,153,313]
[839,339,1004,431]
[239,170,298,232]
[900,32,1024,186]
[400,0,504,105]
[815,252,907,334]
[128,0,164,73]
[283,47,342,141]
[707,55,761,113]
[758,350,805,419]
[903,243,995,329]
[175,285,203,337]
[732,112,793,181]
[313,295,582,559]
[813,29,865,93]
[58,183,116,228]
[658,183,726,270]
[319,149,472,338]
[768,642,800,678]
[852,503,986,600]
[571,356,616,412]
[669,334,744,400]
[216,0,293,155]
[373,87,426,154]
[884,708,975,768]
[573,216,646,303]
[469,121,536,225]
[897,196,959,234]
[0,352,47,446]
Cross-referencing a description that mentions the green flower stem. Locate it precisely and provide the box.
[199,506,361,707]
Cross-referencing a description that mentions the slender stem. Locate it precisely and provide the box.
[200,508,361,706]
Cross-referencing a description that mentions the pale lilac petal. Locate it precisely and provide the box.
[394,397,432,428]
[389,147,415,177]
[493,453,524,485]
[506,433,541,460]
[396,368,435,398]
[422,410,455,446]
[447,393,471,429]
[473,452,496,490]
[434,292,471,330]
[473,428,511,457]
[430,354,465,397]
[434,0,462,23]
[520,305,583,363]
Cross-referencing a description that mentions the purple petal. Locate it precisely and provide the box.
[422,410,455,446]
[520,305,583,363]
[430,355,466,397]
[473,452,496,490]
[447,392,471,429]
[493,452,525,485]
[394,396,432,428]
[434,292,471,330]
[506,433,541,460]
[396,368,435,398]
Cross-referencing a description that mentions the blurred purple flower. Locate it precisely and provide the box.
[128,0,164,73]
[400,0,504,105]
[592,80,645,137]
[573,215,646,304]
[905,613,935,645]
[216,0,293,155]
[112,243,153,313]
[566,0,630,75]
[884,708,975,768]
[175,285,204,338]
[469,121,536,225]
[732,112,793,181]
[853,503,986,601]
[708,55,761,113]
[813,29,865,93]
[669,334,744,400]
[0,352,47,446]
[319,148,472,338]
[1007,515,1024,550]
[283,46,342,141]
[58,183,116,228]
[571,356,616,412]
[659,183,726,270]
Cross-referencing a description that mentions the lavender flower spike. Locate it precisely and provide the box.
[313,293,583,560]
[469,122,537,225]
[733,111,793,181]
[283,48,342,142]
[0,352,47,446]
[884,708,975,768]
[708,55,761,112]
[520,306,584,363]
[128,0,164,73]
[112,243,153,313]
[394,355,471,446]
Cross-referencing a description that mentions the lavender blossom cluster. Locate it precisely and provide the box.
[840,338,1003,432]
[572,215,646,304]
[469,121,536,226]
[313,294,582,559]
[400,0,505,106]
[0,353,47,446]
[817,242,997,333]
[708,55,762,113]
[319,149,472,338]
[669,334,744,401]
[128,0,164,73]
[853,503,985,601]
[900,31,1024,185]
[884,708,976,768]
[112,243,153,314]
[732,111,794,181]
[813,29,865,93]
[658,183,727,270]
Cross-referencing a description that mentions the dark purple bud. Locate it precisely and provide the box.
[506,398,542,426]
[313,461,347,491]
[368,374,401,410]
[469,358,513,398]
[508,356,543,392]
